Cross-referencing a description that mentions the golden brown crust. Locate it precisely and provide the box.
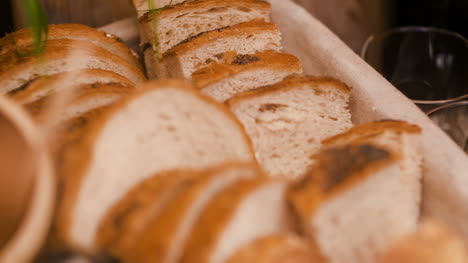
[140,0,270,23]
[179,177,269,263]
[123,162,262,263]
[227,74,352,107]
[192,51,302,88]
[226,234,327,263]
[0,39,146,94]
[0,24,142,70]
[163,20,279,57]
[288,143,398,222]
[9,69,136,105]
[322,120,422,145]
[55,80,256,251]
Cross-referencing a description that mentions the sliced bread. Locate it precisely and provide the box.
[123,162,261,263]
[193,51,302,102]
[226,234,326,263]
[380,221,468,263]
[0,39,146,95]
[9,69,136,105]
[0,24,142,70]
[139,0,271,55]
[288,143,420,263]
[179,177,291,263]
[228,75,352,179]
[55,80,255,253]
[152,20,282,79]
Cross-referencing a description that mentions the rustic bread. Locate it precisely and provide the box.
[139,0,271,55]
[123,162,261,263]
[55,80,255,253]
[9,69,135,105]
[0,24,142,70]
[228,75,352,179]
[152,20,282,79]
[380,221,468,263]
[0,39,146,95]
[289,143,420,263]
[179,177,291,263]
[193,51,303,102]
[226,234,326,263]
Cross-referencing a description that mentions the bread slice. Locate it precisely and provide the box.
[139,0,271,55]
[380,221,468,263]
[55,80,255,253]
[152,20,282,79]
[123,162,261,263]
[0,39,146,95]
[288,143,420,263]
[226,234,326,263]
[0,24,142,70]
[179,177,291,263]
[24,82,135,124]
[228,75,352,179]
[193,51,302,102]
[9,69,136,105]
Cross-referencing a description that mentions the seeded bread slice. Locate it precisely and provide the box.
[139,0,271,55]
[56,80,255,253]
[289,143,419,263]
[226,234,326,263]
[228,75,352,179]
[179,177,291,263]
[152,20,282,79]
[123,162,261,263]
[0,39,146,95]
[9,69,135,105]
[193,51,302,102]
[0,24,142,70]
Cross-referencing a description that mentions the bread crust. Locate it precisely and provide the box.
[192,51,302,88]
[227,74,352,107]
[55,80,256,252]
[10,69,136,105]
[288,143,399,222]
[322,120,422,145]
[163,20,280,57]
[0,24,142,70]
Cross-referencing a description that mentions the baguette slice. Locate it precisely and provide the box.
[123,162,261,263]
[226,234,326,263]
[139,0,271,54]
[0,39,146,95]
[193,51,303,102]
[288,143,419,263]
[228,75,352,179]
[56,80,255,253]
[9,69,136,105]
[380,221,468,263]
[179,178,291,263]
[0,24,142,70]
[152,20,282,79]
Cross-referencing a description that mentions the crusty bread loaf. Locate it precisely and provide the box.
[9,69,136,105]
[289,143,420,263]
[179,177,291,263]
[226,234,326,263]
[56,80,255,253]
[228,74,352,179]
[0,24,142,70]
[193,51,303,102]
[0,39,146,95]
[152,20,282,79]
[123,162,261,263]
[380,221,468,263]
[139,0,271,55]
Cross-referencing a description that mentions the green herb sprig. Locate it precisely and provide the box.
[17,0,48,56]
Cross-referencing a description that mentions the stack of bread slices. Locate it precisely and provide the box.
[0,1,439,262]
